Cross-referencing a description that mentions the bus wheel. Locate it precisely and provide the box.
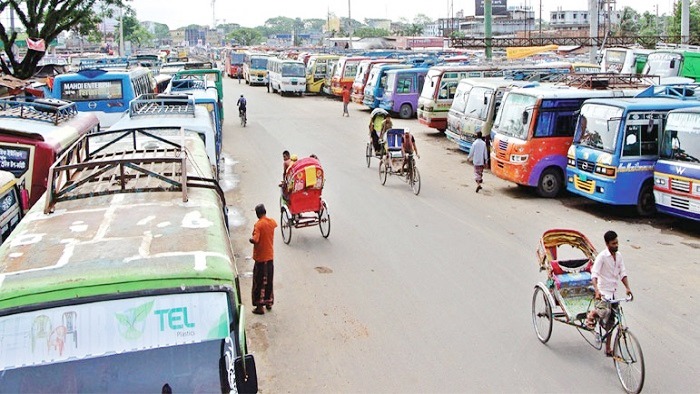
[636,182,656,216]
[399,104,413,119]
[438,128,446,133]
[537,168,562,198]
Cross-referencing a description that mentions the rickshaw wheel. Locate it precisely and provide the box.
[379,160,388,185]
[411,166,421,195]
[532,286,553,344]
[319,200,331,238]
[614,329,645,394]
[365,143,372,168]
[280,208,292,244]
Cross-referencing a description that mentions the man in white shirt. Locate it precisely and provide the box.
[586,230,633,356]
[467,131,489,193]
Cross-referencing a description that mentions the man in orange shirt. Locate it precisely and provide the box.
[341,85,350,117]
[249,204,278,315]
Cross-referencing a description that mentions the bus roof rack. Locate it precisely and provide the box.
[183,61,213,70]
[44,127,223,214]
[635,83,700,99]
[128,93,196,117]
[0,96,78,125]
[78,57,130,71]
[553,73,660,89]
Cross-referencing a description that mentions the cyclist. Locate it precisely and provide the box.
[237,94,247,120]
[400,130,419,174]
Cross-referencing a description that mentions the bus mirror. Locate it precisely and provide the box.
[233,355,258,394]
[20,188,30,211]
[521,111,529,125]
[484,95,488,105]
[670,59,676,69]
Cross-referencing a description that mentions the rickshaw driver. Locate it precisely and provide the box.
[400,130,419,173]
[585,230,633,356]
[369,112,386,153]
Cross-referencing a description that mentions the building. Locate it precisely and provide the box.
[549,8,628,30]
[424,22,440,37]
[459,6,535,37]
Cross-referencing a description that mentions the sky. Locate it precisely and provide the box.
[130,0,673,30]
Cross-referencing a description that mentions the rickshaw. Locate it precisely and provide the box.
[280,157,330,244]
[365,108,388,168]
[378,128,421,195]
[532,229,645,394]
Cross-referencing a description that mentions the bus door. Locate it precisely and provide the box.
[0,172,24,243]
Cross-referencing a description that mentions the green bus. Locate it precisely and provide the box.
[0,128,258,392]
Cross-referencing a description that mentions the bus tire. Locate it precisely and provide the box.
[399,103,413,119]
[536,167,563,198]
[636,181,656,216]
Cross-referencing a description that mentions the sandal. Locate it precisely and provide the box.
[584,319,596,330]
[605,350,614,357]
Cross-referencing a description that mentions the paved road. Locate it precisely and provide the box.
[220,77,699,393]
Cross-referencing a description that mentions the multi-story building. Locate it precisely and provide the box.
[459,6,535,37]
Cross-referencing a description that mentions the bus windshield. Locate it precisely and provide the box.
[386,73,397,92]
[282,63,305,77]
[643,52,682,77]
[660,112,700,162]
[251,58,267,69]
[495,93,537,139]
[575,104,623,153]
[421,69,442,98]
[366,69,380,88]
[344,63,359,78]
[463,86,493,121]
[605,50,627,70]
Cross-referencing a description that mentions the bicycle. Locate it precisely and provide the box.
[403,153,421,195]
[239,108,247,127]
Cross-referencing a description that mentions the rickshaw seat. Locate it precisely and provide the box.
[553,272,592,290]
[550,259,592,275]
[386,129,404,151]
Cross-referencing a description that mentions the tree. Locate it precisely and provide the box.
[0,0,127,79]
[153,23,170,46]
[413,14,433,26]
[229,27,262,46]
[613,7,640,36]
[264,17,295,35]
[115,12,153,49]
[667,0,700,41]
[354,27,390,38]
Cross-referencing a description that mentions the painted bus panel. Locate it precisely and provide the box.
[351,59,400,104]
[305,55,340,94]
[379,68,428,119]
[330,56,369,96]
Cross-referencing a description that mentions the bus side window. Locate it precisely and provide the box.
[623,125,641,156]
[553,113,577,137]
[534,112,554,137]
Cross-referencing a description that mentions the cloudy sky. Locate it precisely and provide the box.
[129,0,673,29]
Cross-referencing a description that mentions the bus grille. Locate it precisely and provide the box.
[574,177,594,193]
[670,196,690,210]
[498,140,508,151]
[670,178,691,193]
[577,159,596,173]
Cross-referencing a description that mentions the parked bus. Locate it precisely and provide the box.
[445,78,534,155]
[642,50,700,81]
[267,58,306,96]
[0,170,24,243]
[330,56,369,96]
[243,53,270,86]
[567,84,700,215]
[600,47,652,74]
[351,59,400,103]
[491,76,646,197]
[225,50,246,79]
[167,79,223,143]
[417,65,503,132]
[653,106,700,221]
[108,94,222,179]
[363,64,413,109]
[305,55,340,94]
[0,97,99,207]
[172,67,224,118]
[378,68,428,119]
[0,128,258,393]
[52,67,157,127]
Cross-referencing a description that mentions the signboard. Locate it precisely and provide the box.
[475,0,508,16]
[0,292,230,371]
[0,146,30,178]
[60,80,123,101]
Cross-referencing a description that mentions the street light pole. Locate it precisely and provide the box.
[119,7,125,56]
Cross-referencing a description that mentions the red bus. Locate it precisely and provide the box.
[331,56,369,96]
[0,97,99,208]
[225,50,246,79]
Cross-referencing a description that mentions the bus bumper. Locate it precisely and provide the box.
[566,170,624,205]
[491,155,531,186]
[417,110,447,130]
[654,191,700,221]
[445,130,472,154]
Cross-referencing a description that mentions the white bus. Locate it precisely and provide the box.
[267,58,306,96]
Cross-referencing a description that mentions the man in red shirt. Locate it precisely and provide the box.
[341,85,350,117]
[249,204,278,315]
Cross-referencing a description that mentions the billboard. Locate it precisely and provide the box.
[475,0,508,16]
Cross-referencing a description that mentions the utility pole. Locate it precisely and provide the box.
[589,0,599,64]
[119,6,125,56]
[485,0,492,60]
[539,0,543,37]
[348,0,352,49]
[682,0,689,44]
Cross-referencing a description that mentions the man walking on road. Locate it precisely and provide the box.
[341,85,350,117]
[467,131,489,193]
[249,204,277,315]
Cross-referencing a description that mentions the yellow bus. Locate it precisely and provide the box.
[305,55,340,94]
[243,52,271,86]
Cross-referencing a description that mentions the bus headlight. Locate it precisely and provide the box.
[594,165,616,177]
[424,105,433,112]
[567,157,575,167]
[510,154,529,163]
[654,175,668,187]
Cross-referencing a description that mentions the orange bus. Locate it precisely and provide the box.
[351,59,400,104]
[330,56,369,96]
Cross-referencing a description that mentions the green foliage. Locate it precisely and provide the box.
[667,0,700,41]
[229,27,263,46]
[115,13,154,48]
[153,23,170,40]
[0,0,127,79]
[355,27,390,38]
[264,16,295,35]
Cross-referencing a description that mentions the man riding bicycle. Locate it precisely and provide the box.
[237,94,247,119]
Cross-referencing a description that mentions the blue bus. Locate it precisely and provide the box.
[51,67,157,127]
[363,63,412,109]
[653,106,700,221]
[566,85,700,215]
